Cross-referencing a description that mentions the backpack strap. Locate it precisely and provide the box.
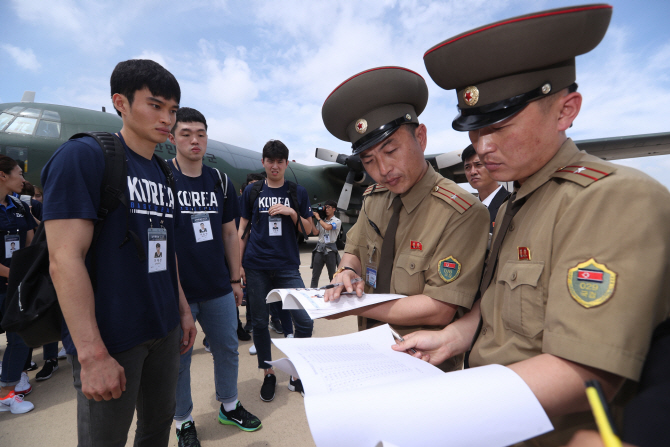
[7,195,27,215]
[212,168,228,206]
[286,181,308,238]
[241,180,264,240]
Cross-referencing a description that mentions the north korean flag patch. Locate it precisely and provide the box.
[438,256,461,283]
[567,258,616,308]
[410,241,422,250]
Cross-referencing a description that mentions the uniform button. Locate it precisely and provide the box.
[511,271,517,281]
[482,327,487,335]
[410,262,415,269]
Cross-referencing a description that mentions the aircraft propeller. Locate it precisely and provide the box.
[315,148,365,210]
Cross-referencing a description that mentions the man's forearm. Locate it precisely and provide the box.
[356,294,458,327]
[508,353,625,418]
[46,220,106,362]
[222,222,241,278]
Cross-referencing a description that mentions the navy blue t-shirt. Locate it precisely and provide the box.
[240,180,312,270]
[41,135,180,355]
[0,198,37,294]
[171,161,239,303]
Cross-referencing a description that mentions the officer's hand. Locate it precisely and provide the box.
[232,282,243,306]
[268,204,294,217]
[561,430,635,447]
[324,270,363,302]
[79,353,126,401]
[391,328,460,365]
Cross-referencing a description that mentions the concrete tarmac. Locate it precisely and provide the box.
[0,240,356,446]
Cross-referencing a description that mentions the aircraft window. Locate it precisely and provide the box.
[19,108,41,118]
[5,117,37,135]
[6,106,24,114]
[41,110,60,121]
[0,113,14,131]
[35,120,61,138]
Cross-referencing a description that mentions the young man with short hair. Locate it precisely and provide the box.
[461,144,508,232]
[168,107,261,446]
[238,140,314,402]
[42,59,196,447]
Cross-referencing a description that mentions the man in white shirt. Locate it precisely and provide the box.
[462,144,508,232]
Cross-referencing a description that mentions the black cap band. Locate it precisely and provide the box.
[351,115,412,155]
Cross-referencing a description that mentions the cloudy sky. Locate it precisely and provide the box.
[1,0,669,188]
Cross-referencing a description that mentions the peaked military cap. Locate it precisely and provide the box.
[424,4,612,131]
[322,66,429,155]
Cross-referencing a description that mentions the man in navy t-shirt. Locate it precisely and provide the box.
[42,60,196,447]
[168,107,261,443]
[238,140,314,402]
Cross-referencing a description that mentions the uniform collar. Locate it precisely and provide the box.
[1,196,16,210]
[386,162,438,214]
[515,138,580,200]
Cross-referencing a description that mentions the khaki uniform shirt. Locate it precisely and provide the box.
[345,165,489,368]
[470,139,670,446]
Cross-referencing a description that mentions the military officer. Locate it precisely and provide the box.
[322,66,490,371]
[394,4,670,445]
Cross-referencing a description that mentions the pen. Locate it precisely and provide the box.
[390,327,417,355]
[585,380,622,447]
[319,276,363,289]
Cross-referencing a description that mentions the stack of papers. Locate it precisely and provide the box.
[269,325,553,447]
[266,288,404,319]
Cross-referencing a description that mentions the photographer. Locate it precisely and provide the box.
[310,200,341,288]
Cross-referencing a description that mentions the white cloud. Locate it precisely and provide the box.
[1,44,41,71]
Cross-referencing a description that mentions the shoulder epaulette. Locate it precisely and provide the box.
[552,161,616,187]
[431,182,473,214]
[363,184,388,196]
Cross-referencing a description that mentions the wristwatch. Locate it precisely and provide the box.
[334,266,358,276]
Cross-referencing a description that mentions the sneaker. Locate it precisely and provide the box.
[243,322,252,333]
[288,376,305,397]
[203,338,211,353]
[58,347,67,359]
[237,322,251,341]
[285,333,294,339]
[15,372,32,395]
[25,361,38,372]
[269,319,283,334]
[0,391,34,414]
[36,359,59,381]
[249,344,257,355]
[218,401,262,431]
[176,420,201,447]
[260,374,276,402]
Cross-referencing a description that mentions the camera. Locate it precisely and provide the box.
[316,206,327,220]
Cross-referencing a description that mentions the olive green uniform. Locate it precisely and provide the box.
[470,139,670,445]
[345,165,489,369]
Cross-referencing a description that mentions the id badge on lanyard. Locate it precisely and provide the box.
[366,246,377,289]
[5,233,19,259]
[269,215,282,237]
[192,213,213,243]
[148,228,168,273]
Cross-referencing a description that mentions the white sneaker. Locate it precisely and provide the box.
[0,391,35,414]
[15,372,32,395]
[249,345,257,355]
[286,334,294,338]
[58,347,67,359]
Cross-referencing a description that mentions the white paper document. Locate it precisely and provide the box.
[265,288,404,319]
[270,325,553,447]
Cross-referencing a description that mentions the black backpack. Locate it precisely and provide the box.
[241,180,308,241]
[0,132,175,348]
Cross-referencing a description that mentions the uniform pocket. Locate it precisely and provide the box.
[499,261,545,337]
[393,253,430,296]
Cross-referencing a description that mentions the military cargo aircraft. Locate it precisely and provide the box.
[2,91,670,230]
